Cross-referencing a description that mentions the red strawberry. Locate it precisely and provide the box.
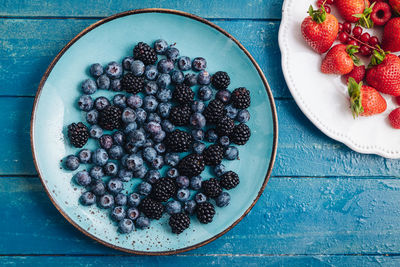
[336,0,373,27]
[321,44,360,75]
[382,18,400,53]
[389,108,400,129]
[366,51,400,96]
[389,0,400,15]
[301,5,339,54]
[343,65,366,83]
[348,77,387,117]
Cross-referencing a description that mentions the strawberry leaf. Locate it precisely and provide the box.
[307,5,326,24]
[368,46,389,67]
[346,45,362,67]
[353,1,375,28]
[348,77,364,118]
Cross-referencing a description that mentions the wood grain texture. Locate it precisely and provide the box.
[1,177,400,255]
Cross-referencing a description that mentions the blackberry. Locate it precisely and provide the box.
[216,116,235,136]
[231,87,251,109]
[165,129,193,152]
[98,105,122,130]
[177,153,205,177]
[151,178,177,202]
[139,197,164,220]
[220,171,239,189]
[133,42,157,65]
[173,84,195,104]
[121,73,144,94]
[169,213,190,234]
[203,144,224,166]
[211,71,230,90]
[196,202,215,224]
[67,122,89,148]
[203,99,226,124]
[230,123,251,145]
[202,178,222,198]
[169,105,191,126]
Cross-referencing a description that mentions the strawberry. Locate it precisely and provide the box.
[321,44,360,75]
[366,50,400,96]
[389,0,400,15]
[335,0,374,28]
[382,18,400,53]
[301,5,339,54]
[343,65,366,83]
[389,108,400,129]
[348,78,387,117]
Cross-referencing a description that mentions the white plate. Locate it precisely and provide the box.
[279,0,400,158]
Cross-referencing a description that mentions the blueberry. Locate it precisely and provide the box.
[192,57,207,71]
[121,108,137,124]
[205,129,218,143]
[111,206,126,221]
[214,164,226,177]
[176,176,189,188]
[216,192,231,207]
[176,188,190,202]
[105,61,123,79]
[161,120,175,133]
[190,176,202,190]
[124,122,138,135]
[118,218,134,233]
[143,82,157,96]
[145,65,158,80]
[137,182,152,196]
[90,165,104,180]
[143,147,157,162]
[122,153,143,171]
[166,200,182,214]
[118,168,133,182]
[197,70,211,85]
[126,207,140,220]
[166,47,179,61]
[192,129,205,141]
[153,130,166,143]
[136,216,150,229]
[91,180,106,195]
[134,165,147,179]
[86,109,98,124]
[110,79,122,92]
[166,168,179,179]
[97,74,110,89]
[198,85,213,101]
[99,135,113,150]
[219,136,230,147]
[128,193,141,207]
[127,94,143,109]
[165,153,180,166]
[145,170,161,184]
[195,192,207,204]
[154,143,166,154]
[92,148,109,166]
[115,193,127,206]
[225,146,239,160]
[104,162,118,176]
[151,155,164,169]
[80,191,96,206]
[178,56,191,71]
[143,96,158,112]
[184,73,197,86]
[193,141,206,154]
[112,131,125,145]
[108,145,122,160]
[154,39,168,54]
[183,200,196,215]
[77,95,94,111]
[131,60,145,76]
[191,101,205,113]
[65,155,80,170]
[225,104,238,119]
[237,109,250,123]
[107,178,123,194]
[124,142,139,154]
[94,96,110,111]
[90,63,103,78]
[171,70,184,84]
[190,113,206,129]
[122,56,134,71]
[75,170,91,186]
[146,121,162,135]
[78,149,92,164]
[81,79,97,94]
[216,89,231,104]
[156,88,172,102]
[128,130,146,147]
[89,125,103,139]
[157,74,171,89]
[157,59,174,74]
[147,113,162,123]
[143,138,154,148]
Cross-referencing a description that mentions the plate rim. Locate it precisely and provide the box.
[30,8,279,255]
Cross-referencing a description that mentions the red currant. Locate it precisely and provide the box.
[338,23,343,32]
[352,26,363,38]
[316,0,324,7]
[324,5,331,13]
[338,32,349,43]
[360,45,372,56]
[326,0,334,4]
[347,40,358,46]
[369,36,380,46]
[343,22,352,34]
[360,32,371,43]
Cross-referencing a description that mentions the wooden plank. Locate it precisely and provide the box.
[1,177,400,255]
[0,0,283,19]
[0,19,289,98]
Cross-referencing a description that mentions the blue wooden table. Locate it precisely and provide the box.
[1,0,400,266]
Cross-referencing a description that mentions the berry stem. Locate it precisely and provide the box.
[346,34,377,51]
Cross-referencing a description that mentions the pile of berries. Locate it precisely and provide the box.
[63,39,252,235]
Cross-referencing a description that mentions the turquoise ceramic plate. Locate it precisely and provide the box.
[30,9,278,255]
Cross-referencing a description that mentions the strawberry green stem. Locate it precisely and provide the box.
[308,5,326,24]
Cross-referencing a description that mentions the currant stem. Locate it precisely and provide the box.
[346,34,377,51]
